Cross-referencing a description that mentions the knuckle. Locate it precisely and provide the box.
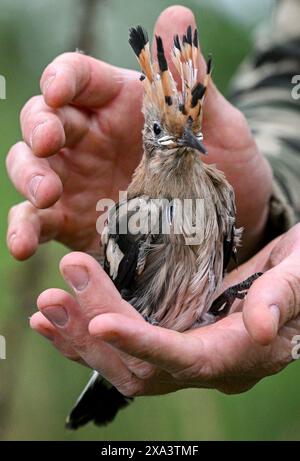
[135,366,155,381]
[128,361,155,381]
[117,380,143,398]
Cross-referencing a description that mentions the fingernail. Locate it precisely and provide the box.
[29,175,44,201]
[269,304,280,326]
[42,305,68,327]
[42,74,56,94]
[63,265,89,291]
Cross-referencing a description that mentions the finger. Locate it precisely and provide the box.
[29,311,83,363]
[59,252,143,321]
[243,254,300,345]
[153,6,197,54]
[89,312,204,376]
[153,6,205,83]
[7,201,63,260]
[6,142,63,208]
[37,288,140,391]
[20,95,89,157]
[40,52,124,109]
[30,311,57,341]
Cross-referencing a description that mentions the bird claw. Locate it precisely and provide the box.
[209,272,263,317]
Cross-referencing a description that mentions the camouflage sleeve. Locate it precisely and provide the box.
[229,0,300,239]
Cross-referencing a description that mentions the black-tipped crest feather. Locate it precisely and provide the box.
[191,83,206,107]
[193,29,199,48]
[186,25,192,45]
[207,53,213,74]
[129,26,148,57]
[165,95,173,106]
[174,34,181,51]
[156,36,168,72]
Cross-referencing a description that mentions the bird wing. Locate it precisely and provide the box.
[223,225,235,273]
[204,165,241,277]
[101,195,157,295]
[220,188,241,275]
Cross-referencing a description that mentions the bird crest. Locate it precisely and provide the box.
[129,25,212,135]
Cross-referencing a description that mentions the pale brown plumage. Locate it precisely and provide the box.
[125,167,240,331]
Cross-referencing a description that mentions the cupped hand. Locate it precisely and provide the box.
[7,5,272,261]
[30,224,300,396]
[6,52,142,259]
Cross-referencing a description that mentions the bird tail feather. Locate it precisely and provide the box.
[66,371,133,430]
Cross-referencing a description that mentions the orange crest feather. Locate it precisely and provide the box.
[129,25,212,134]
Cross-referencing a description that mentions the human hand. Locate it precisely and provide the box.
[6,6,272,262]
[30,224,300,396]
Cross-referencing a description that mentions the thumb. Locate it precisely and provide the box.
[153,6,201,82]
[152,6,248,146]
[243,255,300,345]
[59,251,142,321]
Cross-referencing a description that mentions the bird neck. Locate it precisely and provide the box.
[127,150,209,199]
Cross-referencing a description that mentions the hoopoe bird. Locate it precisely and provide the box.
[66,25,261,429]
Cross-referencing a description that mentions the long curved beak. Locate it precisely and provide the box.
[178,128,208,155]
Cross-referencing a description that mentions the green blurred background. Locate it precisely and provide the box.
[1,0,299,441]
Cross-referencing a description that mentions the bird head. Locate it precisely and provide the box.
[129,25,212,158]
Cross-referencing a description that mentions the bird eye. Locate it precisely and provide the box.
[153,123,162,136]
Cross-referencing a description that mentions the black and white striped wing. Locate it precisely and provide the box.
[221,190,241,275]
[101,196,157,294]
